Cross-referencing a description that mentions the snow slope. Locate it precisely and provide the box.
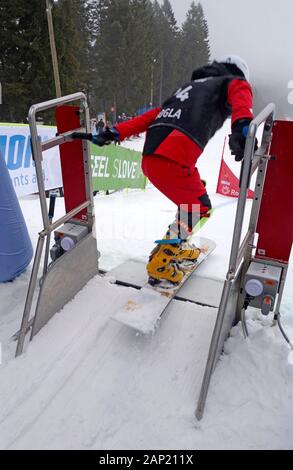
[0,125,292,449]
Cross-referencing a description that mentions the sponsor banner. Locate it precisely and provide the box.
[0,123,146,197]
[216,136,254,199]
[0,123,62,197]
[91,144,147,191]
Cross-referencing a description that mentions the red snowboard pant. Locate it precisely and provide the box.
[141,154,212,238]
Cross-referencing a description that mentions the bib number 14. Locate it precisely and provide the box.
[175,85,192,102]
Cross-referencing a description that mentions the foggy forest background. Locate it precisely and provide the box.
[0,0,210,123]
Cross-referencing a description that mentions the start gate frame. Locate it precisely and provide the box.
[16,93,99,356]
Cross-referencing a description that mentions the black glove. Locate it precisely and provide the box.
[71,127,120,146]
[93,126,120,146]
[229,118,257,162]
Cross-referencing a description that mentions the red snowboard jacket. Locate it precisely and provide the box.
[116,78,253,167]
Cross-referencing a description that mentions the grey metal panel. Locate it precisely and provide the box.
[179,277,223,307]
[31,234,99,337]
[109,260,148,286]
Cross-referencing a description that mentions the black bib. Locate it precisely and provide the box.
[144,74,244,154]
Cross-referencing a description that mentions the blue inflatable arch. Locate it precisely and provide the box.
[0,152,33,282]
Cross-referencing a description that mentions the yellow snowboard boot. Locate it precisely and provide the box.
[147,243,184,285]
[177,240,201,266]
[162,228,201,267]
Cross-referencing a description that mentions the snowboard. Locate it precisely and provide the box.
[111,237,216,334]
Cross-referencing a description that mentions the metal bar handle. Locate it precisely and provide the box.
[28,93,89,231]
[41,128,85,152]
[39,200,91,237]
[226,103,275,279]
[28,92,87,117]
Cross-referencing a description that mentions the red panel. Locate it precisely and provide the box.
[56,106,87,221]
[256,120,293,263]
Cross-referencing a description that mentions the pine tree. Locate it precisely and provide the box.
[152,0,180,103]
[92,0,129,115]
[91,0,157,116]
[161,0,178,31]
[0,0,90,123]
[124,1,157,111]
[194,3,210,66]
[84,0,106,110]
[179,1,210,81]
[0,0,52,122]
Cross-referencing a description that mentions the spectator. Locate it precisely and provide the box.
[96,118,105,135]
[91,119,97,135]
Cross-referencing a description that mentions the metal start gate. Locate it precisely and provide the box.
[16,93,100,356]
[196,103,293,419]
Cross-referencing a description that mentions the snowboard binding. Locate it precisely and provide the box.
[148,276,181,293]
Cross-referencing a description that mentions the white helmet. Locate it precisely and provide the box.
[218,54,250,82]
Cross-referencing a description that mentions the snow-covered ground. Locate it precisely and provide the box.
[0,125,292,450]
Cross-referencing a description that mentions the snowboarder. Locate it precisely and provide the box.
[73,55,254,286]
